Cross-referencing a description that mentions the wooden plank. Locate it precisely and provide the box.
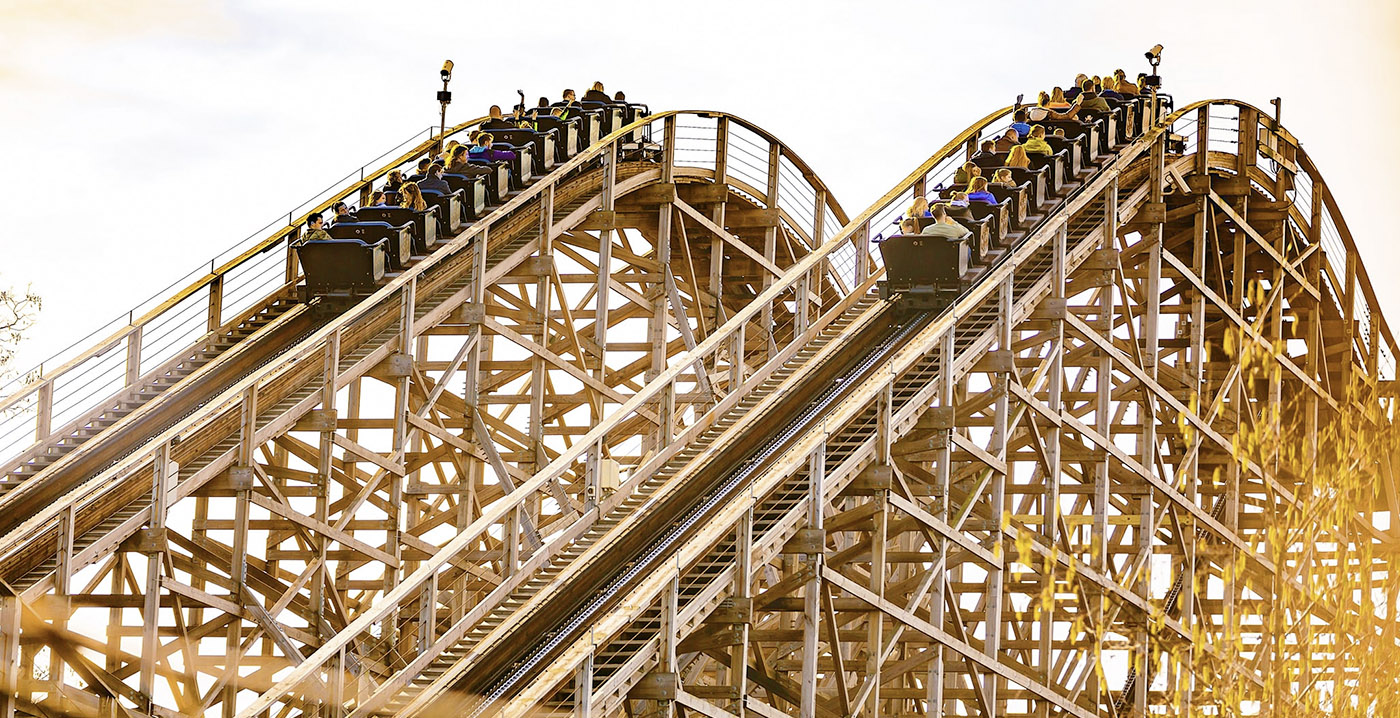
[821,568,1095,718]
[673,197,784,277]
[250,493,399,568]
[332,434,406,476]
[1207,188,1319,300]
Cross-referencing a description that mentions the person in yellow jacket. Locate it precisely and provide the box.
[1022,125,1053,155]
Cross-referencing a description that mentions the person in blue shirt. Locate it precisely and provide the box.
[1009,109,1031,140]
[966,177,998,206]
[469,133,517,162]
[1098,78,1123,102]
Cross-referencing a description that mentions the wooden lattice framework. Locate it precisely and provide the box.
[0,95,1396,718]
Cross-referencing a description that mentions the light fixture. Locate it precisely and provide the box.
[437,60,454,153]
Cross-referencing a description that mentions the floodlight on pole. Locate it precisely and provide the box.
[437,60,454,152]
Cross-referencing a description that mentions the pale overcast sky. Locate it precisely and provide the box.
[1,0,1397,374]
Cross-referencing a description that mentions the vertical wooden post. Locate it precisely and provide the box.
[869,386,892,718]
[1093,183,1117,709]
[763,143,781,359]
[929,327,956,718]
[285,229,301,284]
[126,325,144,387]
[855,220,871,285]
[1038,224,1067,707]
[224,386,256,718]
[730,508,752,717]
[595,144,617,424]
[0,589,18,718]
[983,275,1012,714]
[34,381,52,441]
[140,443,174,707]
[576,650,594,718]
[730,322,746,391]
[314,330,339,645]
[207,274,225,331]
[710,118,731,339]
[799,442,825,718]
[531,184,555,475]
[1195,108,1210,178]
[386,279,415,612]
[647,117,678,447]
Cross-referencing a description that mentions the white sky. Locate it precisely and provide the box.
[1,0,1397,374]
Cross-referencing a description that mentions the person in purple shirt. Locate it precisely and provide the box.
[468,133,517,161]
[966,177,998,206]
[1065,74,1088,101]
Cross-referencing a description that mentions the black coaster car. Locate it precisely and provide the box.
[878,232,970,313]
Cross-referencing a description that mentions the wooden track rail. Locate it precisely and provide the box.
[1,90,1397,718]
[0,107,854,718]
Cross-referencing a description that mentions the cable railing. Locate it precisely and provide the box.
[232,102,1022,718]
[0,108,855,717]
[0,120,487,468]
[1186,99,1397,383]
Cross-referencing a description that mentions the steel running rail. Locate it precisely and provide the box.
[235,105,1035,718]
[13,105,851,718]
[492,94,1188,718]
[470,311,931,716]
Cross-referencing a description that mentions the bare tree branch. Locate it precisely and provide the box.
[0,282,42,376]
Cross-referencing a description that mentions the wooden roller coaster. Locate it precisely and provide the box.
[0,80,1395,718]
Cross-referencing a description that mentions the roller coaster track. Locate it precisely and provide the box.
[1,87,1397,718]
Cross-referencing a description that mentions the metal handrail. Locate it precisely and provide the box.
[0,117,489,462]
[1172,98,1395,382]
[0,106,848,584]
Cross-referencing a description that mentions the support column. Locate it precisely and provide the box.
[595,145,618,424]
[139,443,174,710]
[799,443,825,718]
[222,384,257,718]
[730,509,753,717]
[0,589,19,718]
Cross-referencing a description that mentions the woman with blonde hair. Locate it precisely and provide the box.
[907,196,931,219]
[400,181,427,212]
[966,177,998,206]
[991,168,1014,186]
[1005,145,1031,169]
[955,161,982,185]
[1115,69,1138,97]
